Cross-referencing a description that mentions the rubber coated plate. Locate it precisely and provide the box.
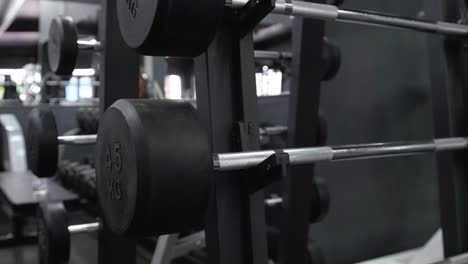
[48,16,78,75]
[309,177,330,223]
[37,202,70,264]
[321,38,341,81]
[26,108,59,177]
[96,99,212,237]
[117,0,224,57]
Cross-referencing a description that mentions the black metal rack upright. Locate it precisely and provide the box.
[97,0,140,263]
[193,1,327,263]
[194,25,269,264]
[282,0,326,263]
[425,0,468,258]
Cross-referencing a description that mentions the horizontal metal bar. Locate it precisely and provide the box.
[77,38,101,50]
[259,125,288,136]
[214,137,468,171]
[336,10,468,35]
[57,125,287,146]
[68,222,99,234]
[57,135,97,145]
[254,50,292,60]
[265,197,283,207]
[230,0,468,36]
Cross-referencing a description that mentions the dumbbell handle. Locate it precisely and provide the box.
[228,0,468,35]
[77,38,101,50]
[214,137,468,170]
[259,126,288,136]
[68,222,99,234]
[58,135,97,145]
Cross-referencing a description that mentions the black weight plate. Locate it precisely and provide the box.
[26,108,59,177]
[48,16,78,76]
[117,0,224,57]
[322,38,341,81]
[37,202,70,264]
[309,177,330,223]
[96,99,212,237]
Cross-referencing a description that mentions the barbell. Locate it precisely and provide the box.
[117,0,468,57]
[37,201,99,264]
[26,108,96,178]
[95,99,468,237]
[48,16,101,76]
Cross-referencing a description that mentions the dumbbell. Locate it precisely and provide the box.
[26,108,96,178]
[48,16,100,76]
[117,0,468,57]
[95,99,468,237]
[37,202,99,264]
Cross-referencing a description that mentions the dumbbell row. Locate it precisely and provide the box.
[95,99,468,237]
[228,0,468,35]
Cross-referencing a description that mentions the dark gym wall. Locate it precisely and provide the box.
[317,0,437,263]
